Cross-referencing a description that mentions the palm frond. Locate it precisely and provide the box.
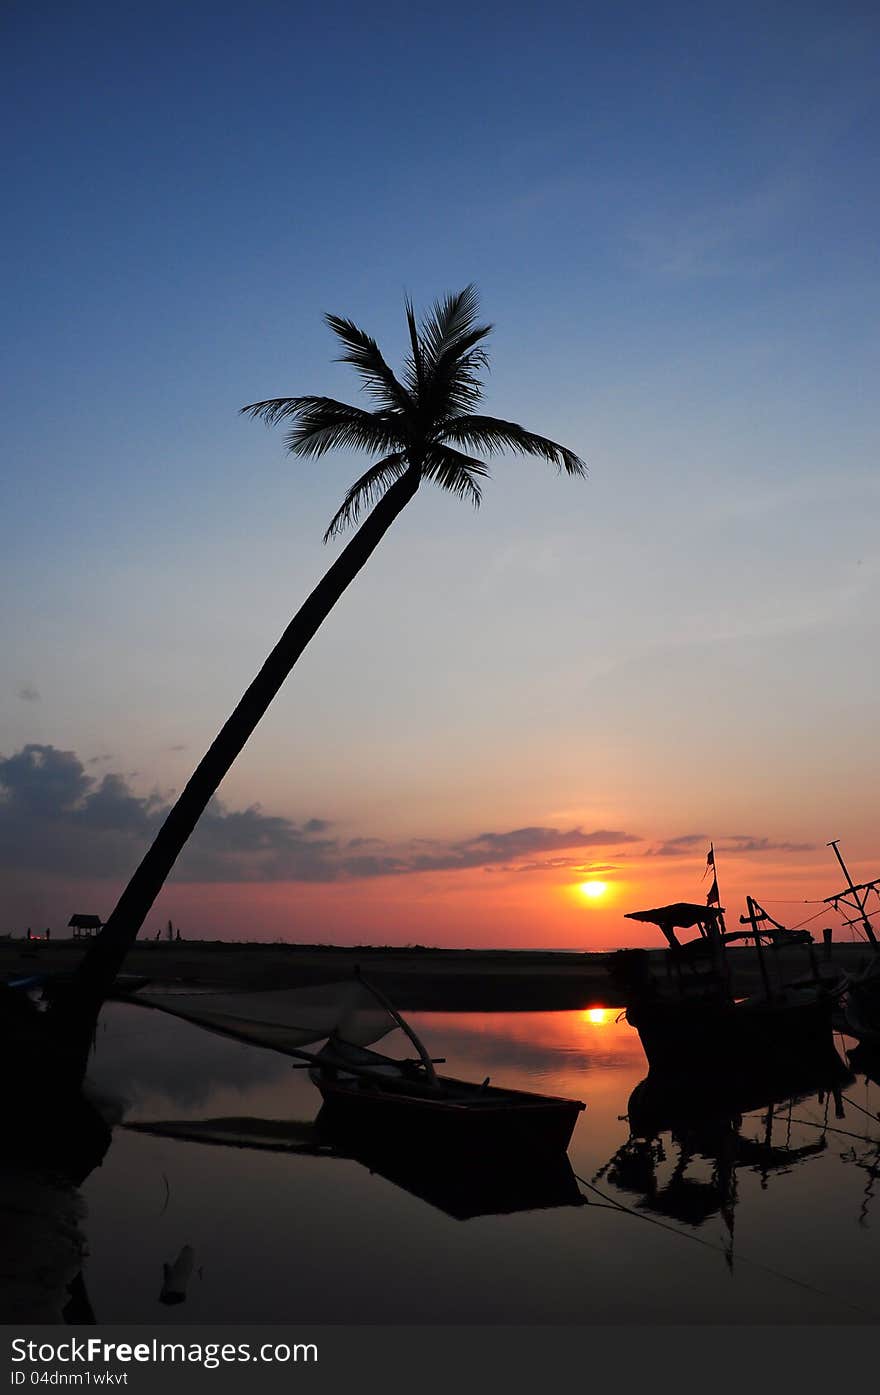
[420,284,484,366]
[440,415,587,476]
[324,315,412,412]
[418,286,493,416]
[240,396,314,427]
[323,453,410,541]
[242,396,402,458]
[402,295,424,399]
[426,334,492,416]
[421,443,491,509]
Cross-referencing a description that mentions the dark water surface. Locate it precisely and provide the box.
[72,1005,880,1323]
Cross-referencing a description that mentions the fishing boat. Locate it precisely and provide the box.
[608,849,839,1078]
[122,973,585,1157]
[309,1036,584,1155]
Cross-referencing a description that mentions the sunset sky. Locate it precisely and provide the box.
[3,2,879,947]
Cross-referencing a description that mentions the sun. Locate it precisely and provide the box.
[578,880,608,900]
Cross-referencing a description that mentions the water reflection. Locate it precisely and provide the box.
[124,1114,587,1223]
[595,1058,851,1265]
[5,1005,879,1324]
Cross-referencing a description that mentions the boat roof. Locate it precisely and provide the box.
[625,902,725,931]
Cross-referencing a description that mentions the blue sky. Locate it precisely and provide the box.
[2,1,879,941]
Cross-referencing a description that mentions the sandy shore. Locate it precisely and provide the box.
[2,938,873,1011]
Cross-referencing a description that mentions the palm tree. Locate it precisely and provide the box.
[52,285,585,1052]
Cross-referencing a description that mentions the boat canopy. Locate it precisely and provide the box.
[126,979,397,1057]
[625,903,725,931]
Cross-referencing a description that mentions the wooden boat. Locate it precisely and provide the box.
[309,1037,585,1157]
[123,973,586,1157]
[608,892,839,1078]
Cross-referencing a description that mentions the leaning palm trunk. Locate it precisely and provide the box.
[49,464,421,1059]
[46,284,584,1077]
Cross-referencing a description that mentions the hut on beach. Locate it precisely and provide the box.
[68,914,103,939]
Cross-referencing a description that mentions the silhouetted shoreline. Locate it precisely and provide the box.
[2,939,873,1012]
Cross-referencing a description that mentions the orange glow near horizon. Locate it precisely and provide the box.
[98,841,849,953]
[583,1007,613,1025]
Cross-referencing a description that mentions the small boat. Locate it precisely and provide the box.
[309,1037,584,1156]
[124,973,585,1157]
[608,879,839,1078]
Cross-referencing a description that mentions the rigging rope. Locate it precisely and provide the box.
[572,1170,880,1319]
[738,1112,880,1146]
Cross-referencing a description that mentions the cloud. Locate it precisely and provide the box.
[647,831,815,859]
[0,745,335,884]
[720,835,816,855]
[0,743,642,888]
[398,826,639,875]
[648,834,709,858]
[511,857,624,875]
[16,683,40,702]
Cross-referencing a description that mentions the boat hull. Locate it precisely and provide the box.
[626,988,835,1078]
[313,1072,585,1157]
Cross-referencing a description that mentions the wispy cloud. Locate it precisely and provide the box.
[624,177,804,282]
[646,832,814,858]
[647,834,709,858]
[721,835,816,855]
[16,682,40,703]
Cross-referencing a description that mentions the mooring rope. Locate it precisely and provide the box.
[572,1169,880,1319]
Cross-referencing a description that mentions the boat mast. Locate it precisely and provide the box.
[705,842,726,933]
[744,895,774,1000]
[825,840,878,948]
[705,843,730,985]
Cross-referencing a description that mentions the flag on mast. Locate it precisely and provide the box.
[705,843,720,905]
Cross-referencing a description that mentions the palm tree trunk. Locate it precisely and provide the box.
[49,463,421,1059]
